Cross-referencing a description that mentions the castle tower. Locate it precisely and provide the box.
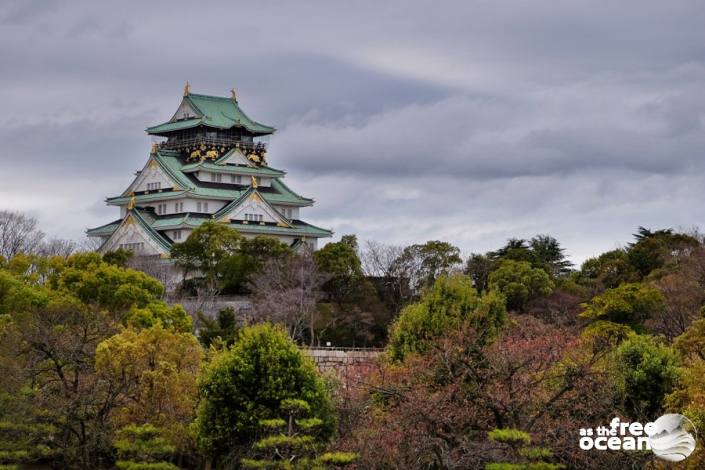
[87,86,332,255]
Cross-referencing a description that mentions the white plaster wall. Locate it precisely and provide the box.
[197,170,271,187]
[172,100,198,120]
[144,198,226,215]
[133,165,174,192]
[275,206,300,219]
[101,222,166,256]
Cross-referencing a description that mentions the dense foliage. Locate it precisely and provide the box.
[194,323,335,466]
[3,216,705,469]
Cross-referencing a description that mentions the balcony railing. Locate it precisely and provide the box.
[159,136,267,153]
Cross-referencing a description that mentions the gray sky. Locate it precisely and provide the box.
[2,0,705,264]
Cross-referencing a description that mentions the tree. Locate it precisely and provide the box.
[387,274,506,361]
[579,249,638,289]
[486,428,563,469]
[170,221,243,295]
[360,240,409,312]
[341,316,633,469]
[627,227,698,277]
[241,398,357,469]
[95,325,203,455]
[666,319,705,468]
[219,236,292,294]
[103,248,134,267]
[488,260,555,312]
[196,307,238,348]
[249,249,328,343]
[195,323,335,466]
[488,238,533,264]
[0,253,190,468]
[529,234,573,277]
[580,282,664,330]
[314,235,365,302]
[391,240,462,296]
[464,253,494,292]
[613,334,679,420]
[0,210,45,260]
[113,424,178,470]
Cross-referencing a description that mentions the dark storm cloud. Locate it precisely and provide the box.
[1,0,704,262]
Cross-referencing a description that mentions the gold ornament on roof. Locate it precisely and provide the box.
[150,142,158,155]
[127,196,137,210]
[251,176,258,188]
[183,81,191,96]
[205,149,219,160]
[248,153,261,164]
[189,149,202,160]
[230,88,237,101]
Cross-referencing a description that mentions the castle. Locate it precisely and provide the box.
[88,84,332,255]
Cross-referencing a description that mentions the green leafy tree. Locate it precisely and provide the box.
[113,424,178,470]
[197,307,238,348]
[314,235,365,302]
[195,323,335,465]
[390,240,462,296]
[613,334,679,419]
[95,325,203,455]
[242,398,357,469]
[219,236,292,294]
[170,221,243,293]
[464,253,494,293]
[580,282,664,330]
[488,238,534,264]
[103,248,134,267]
[579,249,639,289]
[627,227,698,277]
[486,428,564,470]
[388,274,506,361]
[488,260,554,312]
[529,234,573,277]
[0,253,189,468]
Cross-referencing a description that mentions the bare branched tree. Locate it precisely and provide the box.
[0,210,45,259]
[39,238,78,257]
[79,236,105,253]
[248,248,329,344]
[128,255,180,294]
[360,240,403,278]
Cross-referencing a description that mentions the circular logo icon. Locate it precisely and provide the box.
[646,414,697,462]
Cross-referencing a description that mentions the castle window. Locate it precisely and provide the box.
[197,202,202,212]
[173,230,182,241]
[147,182,161,191]
[119,242,144,252]
[231,175,242,184]
[211,173,222,183]
[245,213,263,222]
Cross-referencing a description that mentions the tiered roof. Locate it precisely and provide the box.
[147,93,275,135]
[88,89,331,251]
[107,149,312,206]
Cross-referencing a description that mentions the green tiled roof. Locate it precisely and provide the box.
[145,118,202,134]
[109,149,312,207]
[181,161,285,177]
[85,210,173,251]
[86,219,121,237]
[147,93,275,135]
[87,209,332,243]
[130,210,173,251]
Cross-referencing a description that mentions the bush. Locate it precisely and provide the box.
[195,323,335,462]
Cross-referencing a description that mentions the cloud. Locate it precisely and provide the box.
[1,0,704,263]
